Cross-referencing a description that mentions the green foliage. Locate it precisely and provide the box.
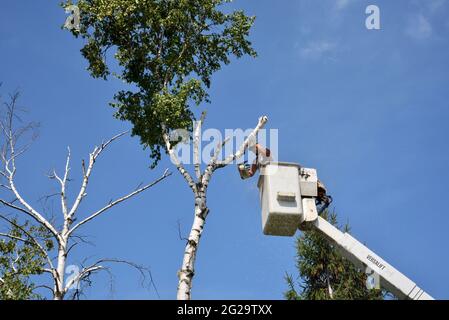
[285,211,385,300]
[63,0,257,167]
[0,220,53,300]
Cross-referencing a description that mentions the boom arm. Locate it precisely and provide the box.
[257,162,433,299]
[307,216,433,300]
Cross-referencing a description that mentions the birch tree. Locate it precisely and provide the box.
[163,114,267,299]
[0,92,171,299]
[64,0,259,299]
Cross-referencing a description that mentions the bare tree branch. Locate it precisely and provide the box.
[217,116,268,166]
[0,183,12,191]
[201,137,230,189]
[161,123,197,193]
[2,185,59,240]
[68,169,171,236]
[0,94,59,240]
[64,258,159,299]
[59,147,71,218]
[0,199,54,234]
[32,284,54,295]
[193,111,207,180]
[66,131,129,220]
[177,220,188,242]
[174,115,268,300]
[201,116,268,190]
[0,232,29,243]
[0,214,54,270]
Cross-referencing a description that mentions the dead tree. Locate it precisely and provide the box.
[161,113,268,300]
[0,92,171,299]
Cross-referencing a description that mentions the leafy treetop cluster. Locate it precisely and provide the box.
[64,0,257,167]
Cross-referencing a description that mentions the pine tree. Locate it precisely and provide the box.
[285,211,385,300]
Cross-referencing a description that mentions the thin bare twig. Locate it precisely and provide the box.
[177,219,188,242]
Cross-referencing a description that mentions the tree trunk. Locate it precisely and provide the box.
[54,241,67,300]
[177,192,208,300]
[170,116,268,299]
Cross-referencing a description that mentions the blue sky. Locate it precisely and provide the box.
[1,0,448,299]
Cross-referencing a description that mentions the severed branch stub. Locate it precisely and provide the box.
[161,114,268,300]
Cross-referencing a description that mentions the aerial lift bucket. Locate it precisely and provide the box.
[257,162,318,236]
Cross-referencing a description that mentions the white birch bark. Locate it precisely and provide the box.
[162,115,268,300]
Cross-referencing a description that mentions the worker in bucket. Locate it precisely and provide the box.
[238,144,332,212]
[237,143,271,180]
[316,179,332,213]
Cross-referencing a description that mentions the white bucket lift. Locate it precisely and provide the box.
[257,162,318,236]
[257,163,301,236]
[256,162,433,300]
